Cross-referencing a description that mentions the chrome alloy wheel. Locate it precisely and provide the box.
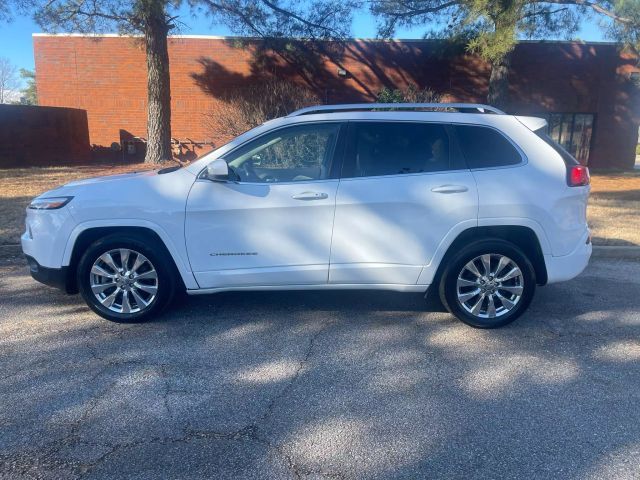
[89,249,158,314]
[456,254,524,319]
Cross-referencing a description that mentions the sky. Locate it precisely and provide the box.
[0,4,608,88]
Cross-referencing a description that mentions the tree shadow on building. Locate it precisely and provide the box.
[189,38,479,106]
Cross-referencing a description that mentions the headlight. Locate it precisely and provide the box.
[28,196,74,210]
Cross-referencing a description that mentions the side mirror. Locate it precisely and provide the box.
[206,159,229,181]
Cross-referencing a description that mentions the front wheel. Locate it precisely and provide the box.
[438,239,536,328]
[77,234,176,322]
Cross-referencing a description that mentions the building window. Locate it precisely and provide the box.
[545,113,594,164]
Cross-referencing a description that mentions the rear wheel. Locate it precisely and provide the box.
[77,234,176,322]
[439,239,536,328]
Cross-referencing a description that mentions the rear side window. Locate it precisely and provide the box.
[454,125,522,169]
[534,129,580,166]
[342,122,452,178]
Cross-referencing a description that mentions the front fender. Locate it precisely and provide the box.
[62,219,199,290]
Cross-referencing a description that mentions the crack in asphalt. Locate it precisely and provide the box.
[1,314,634,480]
[259,322,328,424]
[18,320,341,480]
[3,258,640,479]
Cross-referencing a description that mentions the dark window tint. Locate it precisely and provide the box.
[454,125,522,169]
[534,129,579,166]
[343,122,451,178]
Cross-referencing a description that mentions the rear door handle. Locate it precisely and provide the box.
[431,185,469,194]
[292,191,329,200]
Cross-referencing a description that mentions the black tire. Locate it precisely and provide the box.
[77,233,176,323]
[438,239,536,328]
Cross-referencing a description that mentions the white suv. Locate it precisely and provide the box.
[22,103,591,328]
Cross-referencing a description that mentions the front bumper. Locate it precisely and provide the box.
[25,255,70,292]
[21,205,76,269]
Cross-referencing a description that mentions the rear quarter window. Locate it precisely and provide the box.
[534,129,580,166]
[454,125,523,169]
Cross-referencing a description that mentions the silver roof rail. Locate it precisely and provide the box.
[286,103,506,117]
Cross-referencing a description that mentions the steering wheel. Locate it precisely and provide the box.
[238,159,277,183]
[238,159,260,181]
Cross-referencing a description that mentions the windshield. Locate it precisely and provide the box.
[186,121,283,177]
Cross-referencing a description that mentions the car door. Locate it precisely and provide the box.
[185,122,344,289]
[329,121,478,285]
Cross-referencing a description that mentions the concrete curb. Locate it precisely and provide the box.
[592,245,640,260]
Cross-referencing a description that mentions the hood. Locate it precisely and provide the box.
[30,166,195,207]
[63,171,152,187]
[33,170,158,201]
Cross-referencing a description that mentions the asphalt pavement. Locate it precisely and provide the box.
[1,257,639,479]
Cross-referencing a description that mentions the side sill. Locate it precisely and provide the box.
[187,283,430,295]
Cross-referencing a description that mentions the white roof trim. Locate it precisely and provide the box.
[32,33,228,39]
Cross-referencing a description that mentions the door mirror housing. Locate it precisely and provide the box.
[205,159,229,181]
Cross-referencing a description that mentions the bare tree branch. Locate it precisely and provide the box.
[259,0,345,38]
[197,0,267,36]
[536,0,634,24]
[520,6,569,19]
[373,0,461,18]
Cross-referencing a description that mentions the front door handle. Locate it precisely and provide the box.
[431,185,469,194]
[292,191,329,201]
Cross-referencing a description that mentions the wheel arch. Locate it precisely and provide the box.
[63,224,196,294]
[423,225,548,288]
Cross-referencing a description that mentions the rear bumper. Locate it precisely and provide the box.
[25,255,70,292]
[544,231,592,284]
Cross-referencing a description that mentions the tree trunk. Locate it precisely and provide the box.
[144,10,172,164]
[487,52,512,110]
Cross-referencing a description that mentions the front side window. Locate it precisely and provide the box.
[454,125,522,169]
[225,123,340,183]
[342,122,452,178]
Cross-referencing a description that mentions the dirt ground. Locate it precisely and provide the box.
[588,172,640,246]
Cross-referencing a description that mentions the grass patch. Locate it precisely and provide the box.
[1,165,639,247]
[589,172,640,246]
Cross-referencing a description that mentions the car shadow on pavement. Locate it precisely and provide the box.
[1,260,640,479]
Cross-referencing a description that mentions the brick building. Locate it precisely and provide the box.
[33,34,640,169]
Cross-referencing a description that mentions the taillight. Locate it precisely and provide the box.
[568,165,590,187]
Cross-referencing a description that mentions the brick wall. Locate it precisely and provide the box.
[34,35,640,169]
[0,104,90,168]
